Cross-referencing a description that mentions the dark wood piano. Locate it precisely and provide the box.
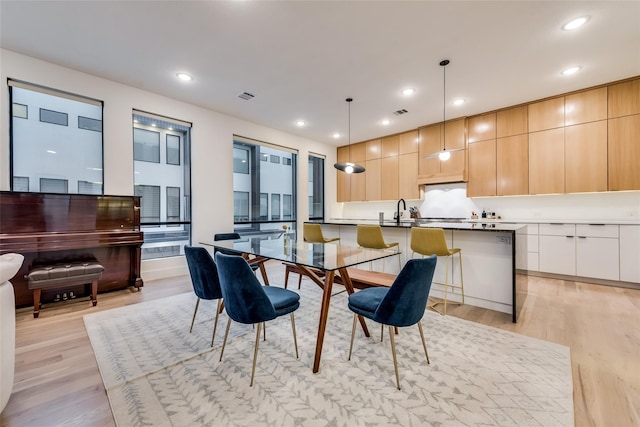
[0,191,144,308]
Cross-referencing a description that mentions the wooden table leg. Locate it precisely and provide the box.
[338,267,370,338]
[91,279,98,306]
[33,289,41,318]
[313,270,335,373]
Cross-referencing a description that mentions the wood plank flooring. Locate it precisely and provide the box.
[1,263,639,426]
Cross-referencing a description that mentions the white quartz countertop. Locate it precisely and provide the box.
[328,218,640,226]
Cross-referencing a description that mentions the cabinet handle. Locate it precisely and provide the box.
[587,224,605,226]
[566,236,574,238]
[550,223,565,225]
[578,236,586,238]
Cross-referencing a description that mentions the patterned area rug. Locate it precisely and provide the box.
[84,281,573,426]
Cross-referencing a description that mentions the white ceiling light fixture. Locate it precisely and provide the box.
[562,16,589,31]
[332,133,341,139]
[453,98,465,106]
[296,120,306,127]
[401,88,415,96]
[334,98,365,174]
[381,119,391,126]
[176,72,193,81]
[561,66,582,76]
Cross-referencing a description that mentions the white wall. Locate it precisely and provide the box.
[0,49,338,279]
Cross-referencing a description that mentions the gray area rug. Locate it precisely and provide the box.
[84,280,573,426]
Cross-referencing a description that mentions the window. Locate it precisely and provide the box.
[166,187,180,224]
[283,157,292,166]
[133,111,192,260]
[308,155,325,220]
[166,135,180,165]
[40,108,68,126]
[134,128,160,163]
[271,194,280,220]
[78,116,102,132]
[40,178,68,193]
[9,79,103,194]
[259,193,268,220]
[233,147,249,174]
[135,185,161,223]
[234,191,249,222]
[233,136,297,239]
[283,194,292,220]
[12,103,27,119]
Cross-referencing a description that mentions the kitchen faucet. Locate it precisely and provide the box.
[396,198,406,225]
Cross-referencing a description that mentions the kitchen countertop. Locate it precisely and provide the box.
[319,217,640,227]
[313,219,524,232]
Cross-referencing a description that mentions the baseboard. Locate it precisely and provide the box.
[516,270,640,290]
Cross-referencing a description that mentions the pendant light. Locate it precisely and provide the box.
[438,59,451,161]
[334,98,365,174]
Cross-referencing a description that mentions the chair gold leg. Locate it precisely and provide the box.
[219,318,232,362]
[189,298,200,333]
[417,321,430,364]
[459,252,464,305]
[348,314,357,361]
[388,325,401,390]
[290,313,299,359]
[263,322,266,341]
[250,322,262,387]
[380,324,384,342]
[211,299,222,347]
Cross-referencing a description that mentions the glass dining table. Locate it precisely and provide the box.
[201,235,400,373]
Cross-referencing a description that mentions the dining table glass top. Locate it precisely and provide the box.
[201,236,399,271]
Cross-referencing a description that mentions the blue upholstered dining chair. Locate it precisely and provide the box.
[214,252,300,386]
[347,255,437,390]
[184,245,223,348]
[214,232,261,274]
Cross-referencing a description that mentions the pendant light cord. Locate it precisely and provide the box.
[347,97,352,162]
[440,59,449,151]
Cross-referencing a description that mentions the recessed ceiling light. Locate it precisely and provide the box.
[401,88,415,96]
[133,119,139,123]
[296,120,306,127]
[176,72,193,81]
[453,98,465,106]
[562,16,589,31]
[47,150,56,154]
[381,119,391,126]
[562,66,581,76]
[151,123,157,127]
[168,127,173,131]
[332,133,341,139]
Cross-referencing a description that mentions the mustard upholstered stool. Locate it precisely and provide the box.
[303,223,340,243]
[356,225,400,272]
[410,227,464,315]
[284,224,339,289]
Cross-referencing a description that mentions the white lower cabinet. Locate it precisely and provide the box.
[576,225,619,281]
[539,234,576,275]
[620,225,640,283]
[516,224,539,271]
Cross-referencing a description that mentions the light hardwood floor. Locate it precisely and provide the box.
[2,262,639,426]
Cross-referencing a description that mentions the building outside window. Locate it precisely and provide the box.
[9,79,103,194]
[308,154,325,220]
[233,136,297,239]
[133,111,191,260]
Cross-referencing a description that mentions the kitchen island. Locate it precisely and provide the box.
[307,219,526,323]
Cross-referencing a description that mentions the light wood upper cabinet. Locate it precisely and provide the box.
[350,169,366,201]
[529,128,565,194]
[467,139,496,197]
[565,121,607,193]
[497,134,528,196]
[445,118,466,150]
[336,146,351,202]
[608,114,640,190]
[349,142,367,163]
[608,79,640,118]
[399,152,419,199]
[417,118,467,184]
[418,124,442,176]
[529,97,565,132]
[497,105,528,137]
[468,113,496,143]
[565,87,607,126]
[365,159,381,201]
[381,135,399,158]
[399,130,419,154]
[381,156,399,200]
[365,139,381,160]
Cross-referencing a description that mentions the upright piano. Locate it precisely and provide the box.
[0,191,144,308]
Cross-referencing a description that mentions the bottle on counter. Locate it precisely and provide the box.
[481,209,487,219]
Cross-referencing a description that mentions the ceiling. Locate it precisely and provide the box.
[1,1,639,146]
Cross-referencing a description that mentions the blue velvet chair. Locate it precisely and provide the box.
[215,252,300,386]
[347,256,437,390]
[214,232,261,274]
[184,245,223,348]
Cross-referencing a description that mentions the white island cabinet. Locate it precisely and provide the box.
[620,225,640,283]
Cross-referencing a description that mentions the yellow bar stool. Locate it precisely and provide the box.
[356,225,400,272]
[410,227,464,315]
[284,224,340,289]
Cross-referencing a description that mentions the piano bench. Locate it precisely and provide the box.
[25,260,104,318]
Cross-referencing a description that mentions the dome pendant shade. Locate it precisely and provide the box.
[335,98,365,174]
[438,150,451,161]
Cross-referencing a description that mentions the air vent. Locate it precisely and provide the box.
[393,109,408,115]
[238,92,255,100]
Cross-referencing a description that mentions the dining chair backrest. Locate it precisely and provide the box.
[374,256,437,327]
[303,223,325,243]
[184,245,222,300]
[410,228,451,256]
[214,252,277,324]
